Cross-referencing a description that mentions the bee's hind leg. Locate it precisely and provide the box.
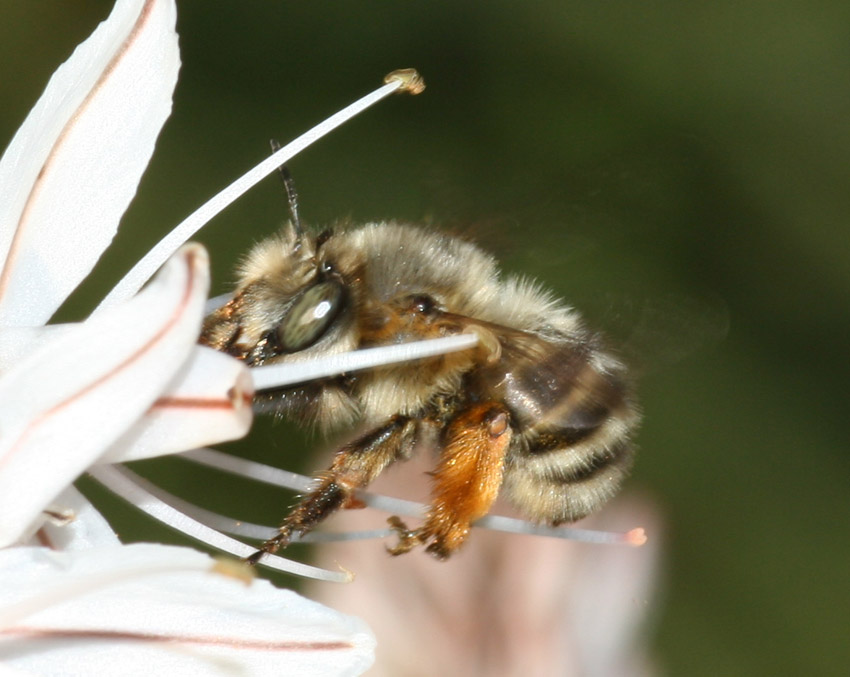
[388,402,512,560]
[247,415,415,565]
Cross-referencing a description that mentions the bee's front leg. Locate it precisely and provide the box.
[388,402,512,559]
[248,415,415,565]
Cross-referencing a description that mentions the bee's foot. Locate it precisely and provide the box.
[386,515,424,555]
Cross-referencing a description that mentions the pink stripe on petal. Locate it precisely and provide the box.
[0,627,355,652]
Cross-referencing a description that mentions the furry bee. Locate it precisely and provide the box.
[201,217,640,561]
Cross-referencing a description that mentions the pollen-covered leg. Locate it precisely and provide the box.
[388,403,512,559]
[247,415,415,565]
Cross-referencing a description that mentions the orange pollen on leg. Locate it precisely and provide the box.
[421,403,513,556]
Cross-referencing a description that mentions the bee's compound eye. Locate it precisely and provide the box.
[277,281,345,352]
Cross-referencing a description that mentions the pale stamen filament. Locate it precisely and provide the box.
[180,448,646,547]
[88,465,354,582]
[250,334,478,391]
[118,469,393,543]
[98,69,424,311]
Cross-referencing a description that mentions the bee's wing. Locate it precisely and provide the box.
[596,292,730,375]
[452,316,632,435]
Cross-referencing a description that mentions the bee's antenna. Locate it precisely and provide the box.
[269,139,303,239]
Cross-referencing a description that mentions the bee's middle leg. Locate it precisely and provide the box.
[248,415,415,564]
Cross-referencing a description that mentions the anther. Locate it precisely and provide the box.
[384,69,426,95]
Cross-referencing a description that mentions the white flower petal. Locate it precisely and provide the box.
[38,486,120,551]
[0,245,208,547]
[102,346,253,463]
[0,0,180,326]
[0,663,34,677]
[0,544,375,676]
[0,325,74,374]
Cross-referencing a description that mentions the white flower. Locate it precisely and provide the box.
[0,1,374,673]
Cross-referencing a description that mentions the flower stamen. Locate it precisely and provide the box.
[99,69,425,311]
[250,334,478,391]
[179,448,646,548]
[88,464,353,582]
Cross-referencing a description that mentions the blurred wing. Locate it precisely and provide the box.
[596,292,730,375]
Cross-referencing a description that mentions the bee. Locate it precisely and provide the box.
[201,196,640,562]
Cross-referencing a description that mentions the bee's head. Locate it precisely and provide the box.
[200,224,357,366]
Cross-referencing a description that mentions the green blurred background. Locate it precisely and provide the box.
[2,2,849,674]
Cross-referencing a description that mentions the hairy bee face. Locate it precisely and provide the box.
[201,221,640,561]
[201,226,351,365]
